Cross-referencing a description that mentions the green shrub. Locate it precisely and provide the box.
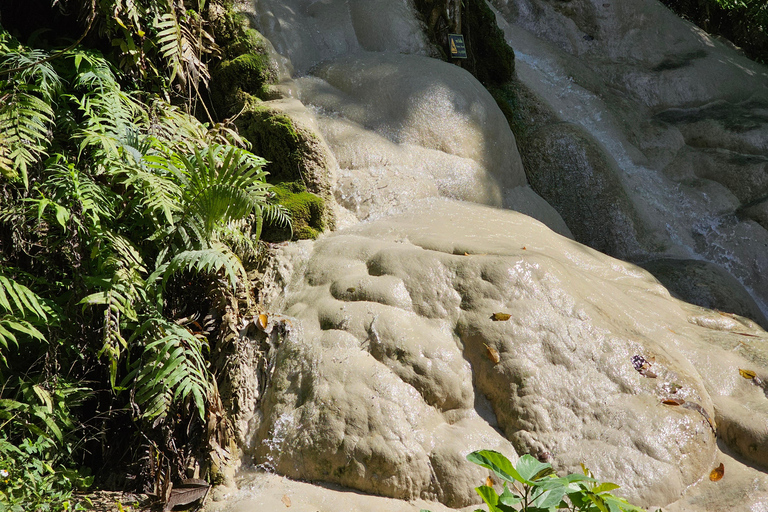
[423,450,652,512]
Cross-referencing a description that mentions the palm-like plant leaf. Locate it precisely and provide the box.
[129,318,211,420]
[0,275,49,361]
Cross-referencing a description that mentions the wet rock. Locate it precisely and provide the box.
[640,258,768,329]
[737,198,768,232]
[521,122,648,259]
[249,199,768,508]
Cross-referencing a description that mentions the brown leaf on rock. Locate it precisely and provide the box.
[484,343,500,364]
[739,369,757,379]
[709,463,724,481]
[662,398,685,406]
[163,483,209,512]
[491,312,511,321]
[282,494,292,507]
[257,313,268,330]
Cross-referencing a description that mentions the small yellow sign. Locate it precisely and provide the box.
[448,34,467,59]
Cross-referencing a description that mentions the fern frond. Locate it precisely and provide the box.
[148,98,209,151]
[0,275,48,320]
[171,144,272,239]
[130,318,211,420]
[155,11,185,85]
[164,243,245,291]
[41,162,116,229]
[0,89,55,187]
[0,275,49,362]
[261,202,292,228]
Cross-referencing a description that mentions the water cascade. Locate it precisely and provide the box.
[210,1,768,511]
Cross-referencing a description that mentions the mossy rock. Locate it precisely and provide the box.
[463,0,515,85]
[489,81,558,141]
[263,182,325,241]
[210,5,268,60]
[235,101,304,184]
[210,53,275,115]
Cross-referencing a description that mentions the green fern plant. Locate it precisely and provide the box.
[0,275,49,364]
[0,45,59,187]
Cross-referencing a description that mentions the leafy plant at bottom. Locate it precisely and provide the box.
[459,450,648,512]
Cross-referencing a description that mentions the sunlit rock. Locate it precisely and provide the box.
[248,199,768,508]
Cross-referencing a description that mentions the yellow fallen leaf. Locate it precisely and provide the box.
[739,369,757,379]
[709,463,724,482]
[484,343,500,364]
[491,312,511,321]
[661,398,685,406]
[485,476,493,487]
[257,313,268,330]
[282,494,291,507]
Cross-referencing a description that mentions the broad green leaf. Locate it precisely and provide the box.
[532,484,566,509]
[467,450,525,484]
[587,493,611,512]
[593,482,621,494]
[516,454,554,481]
[474,485,517,512]
[498,484,522,507]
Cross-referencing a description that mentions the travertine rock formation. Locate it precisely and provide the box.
[248,199,768,510]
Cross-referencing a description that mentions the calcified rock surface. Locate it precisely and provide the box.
[242,199,768,511]
[213,0,768,511]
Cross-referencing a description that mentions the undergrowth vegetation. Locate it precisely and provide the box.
[423,451,651,512]
[0,1,288,509]
[661,0,768,63]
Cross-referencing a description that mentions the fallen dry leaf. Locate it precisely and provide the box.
[661,398,685,406]
[709,463,724,482]
[739,369,757,379]
[491,312,512,321]
[282,494,291,507]
[163,481,210,512]
[484,343,500,364]
[485,476,493,487]
[257,313,268,330]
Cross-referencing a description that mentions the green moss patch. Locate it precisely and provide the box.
[235,102,306,184]
[210,53,274,114]
[463,0,515,85]
[262,182,325,241]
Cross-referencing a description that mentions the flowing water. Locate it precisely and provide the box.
[491,0,768,318]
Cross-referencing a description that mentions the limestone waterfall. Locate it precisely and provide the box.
[210,1,768,511]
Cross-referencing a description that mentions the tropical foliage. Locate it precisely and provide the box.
[462,451,648,512]
[661,0,768,63]
[1,0,288,508]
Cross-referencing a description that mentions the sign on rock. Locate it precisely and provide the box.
[448,34,467,59]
